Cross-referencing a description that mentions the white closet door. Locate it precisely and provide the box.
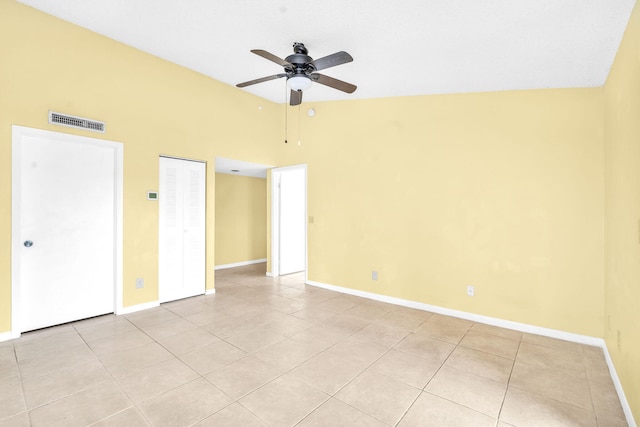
[159,157,184,302]
[182,161,206,293]
[159,157,205,302]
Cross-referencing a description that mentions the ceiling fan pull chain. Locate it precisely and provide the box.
[284,83,288,144]
[298,104,302,146]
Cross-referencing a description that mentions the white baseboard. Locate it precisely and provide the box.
[215,258,267,270]
[306,279,636,426]
[0,331,13,343]
[307,280,603,345]
[4,303,163,340]
[266,272,273,277]
[601,343,637,427]
[117,300,159,315]
[205,288,216,295]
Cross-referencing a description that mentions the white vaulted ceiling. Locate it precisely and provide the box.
[17,0,637,104]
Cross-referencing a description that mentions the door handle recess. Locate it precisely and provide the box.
[24,240,33,247]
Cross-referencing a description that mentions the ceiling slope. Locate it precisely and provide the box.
[18,0,638,103]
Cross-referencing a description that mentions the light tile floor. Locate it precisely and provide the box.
[0,263,629,426]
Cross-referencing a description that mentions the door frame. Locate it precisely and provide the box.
[11,125,124,338]
[270,164,307,280]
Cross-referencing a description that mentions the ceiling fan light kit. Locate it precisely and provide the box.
[287,75,312,91]
[236,42,356,106]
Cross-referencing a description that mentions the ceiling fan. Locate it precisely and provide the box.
[236,42,357,106]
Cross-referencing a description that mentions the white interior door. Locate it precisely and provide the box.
[159,157,206,302]
[12,127,120,333]
[275,166,306,276]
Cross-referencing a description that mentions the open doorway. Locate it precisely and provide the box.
[214,158,274,272]
[271,165,307,279]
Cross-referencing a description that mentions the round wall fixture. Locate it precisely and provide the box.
[307,108,315,117]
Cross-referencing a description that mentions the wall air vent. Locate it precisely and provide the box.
[48,111,105,133]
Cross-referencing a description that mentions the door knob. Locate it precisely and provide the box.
[24,240,33,247]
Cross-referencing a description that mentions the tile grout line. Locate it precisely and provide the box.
[14,321,131,424]
[125,305,246,426]
[76,317,153,427]
[211,296,413,426]
[494,335,523,424]
[581,343,601,426]
[175,286,344,425]
[407,323,519,424]
[6,264,625,426]
[12,340,31,426]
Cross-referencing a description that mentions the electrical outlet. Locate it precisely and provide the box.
[467,285,475,296]
[136,278,144,289]
[372,271,378,281]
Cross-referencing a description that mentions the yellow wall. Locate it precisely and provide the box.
[1,0,637,419]
[214,173,267,266]
[0,1,280,331]
[0,0,608,339]
[604,0,640,419]
[276,89,606,338]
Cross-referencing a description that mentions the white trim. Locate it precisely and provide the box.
[11,128,22,338]
[270,164,308,281]
[159,154,206,164]
[11,126,124,335]
[113,141,124,315]
[0,331,13,343]
[117,301,160,315]
[214,258,267,270]
[266,272,274,277]
[307,279,605,346]
[602,344,637,427]
[270,169,280,277]
[305,279,638,425]
[205,288,216,295]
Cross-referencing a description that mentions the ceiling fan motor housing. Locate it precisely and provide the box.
[285,57,314,73]
[285,43,315,75]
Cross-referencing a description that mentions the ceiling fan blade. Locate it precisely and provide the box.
[290,89,302,106]
[251,49,290,67]
[310,73,357,93]
[309,51,353,71]
[236,74,286,88]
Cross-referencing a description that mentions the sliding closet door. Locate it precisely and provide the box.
[159,156,206,303]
